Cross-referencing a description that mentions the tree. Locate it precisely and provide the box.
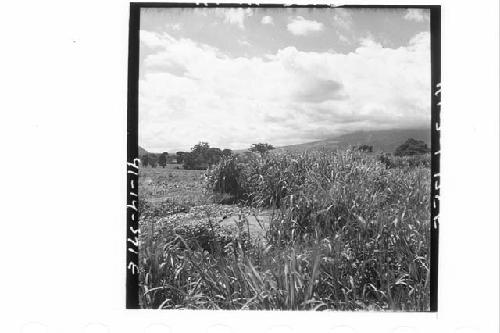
[176,152,187,164]
[249,143,274,155]
[182,142,225,170]
[222,149,233,157]
[183,142,211,170]
[356,144,373,153]
[192,142,210,154]
[394,138,430,156]
[158,152,168,168]
[207,148,223,165]
[140,154,149,167]
[148,154,158,168]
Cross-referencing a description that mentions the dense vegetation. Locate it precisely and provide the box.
[394,138,430,156]
[138,147,431,311]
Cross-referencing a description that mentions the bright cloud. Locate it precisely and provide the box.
[217,8,253,29]
[287,16,324,36]
[238,39,251,47]
[166,23,181,31]
[332,8,353,30]
[261,15,274,25]
[404,9,428,22]
[139,30,430,152]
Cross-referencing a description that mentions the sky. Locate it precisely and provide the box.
[139,7,430,153]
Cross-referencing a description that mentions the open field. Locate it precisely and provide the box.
[138,150,431,310]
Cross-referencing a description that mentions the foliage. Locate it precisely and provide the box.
[141,154,149,167]
[149,154,158,168]
[249,143,275,155]
[141,154,159,168]
[176,152,187,164]
[158,152,168,168]
[356,144,373,153]
[183,142,224,170]
[394,138,430,156]
[378,153,431,169]
[139,149,431,311]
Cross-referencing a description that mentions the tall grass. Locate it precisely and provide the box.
[139,149,430,310]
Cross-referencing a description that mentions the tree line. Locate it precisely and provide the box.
[140,138,428,169]
[140,142,275,170]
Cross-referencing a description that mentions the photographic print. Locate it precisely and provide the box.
[127,4,440,311]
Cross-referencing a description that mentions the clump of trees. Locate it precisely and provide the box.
[356,144,373,153]
[394,138,430,156]
[158,152,169,168]
[249,143,274,155]
[176,152,187,164]
[141,142,276,170]
[141,152,175,168]
[182,142,234,170]
[140,154,158,168]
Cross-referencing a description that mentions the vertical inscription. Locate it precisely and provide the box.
[126,158,140,307]
[433,83,440,230]
[429,6,440,312]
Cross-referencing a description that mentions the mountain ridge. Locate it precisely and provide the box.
[140,128,431,156]
[274,128,430,153]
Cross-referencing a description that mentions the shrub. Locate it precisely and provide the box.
[249,143,275,155]
[356,144,373,152]
[378,153,431,169]
[158,152,168,168]
[205,156,247,202]
[394,138,430,156]
[183,142,224,170]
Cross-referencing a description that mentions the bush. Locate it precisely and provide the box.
[205,156,246,202]
[356,144,373,153]
[395,138,430,156]
[183,142,224,170]
[378,153,431,169]
[249,143,275,155]
[158,152,168,168]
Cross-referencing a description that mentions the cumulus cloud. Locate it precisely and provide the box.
[217,8,253,29]
[287,16,324,36]
[404,9,429,22]
[261,15,274,25]
[238,39,252,47]
[140,30,167,49]
[165,23,181,31]
[139,30,430,152]
[332,8,353,30]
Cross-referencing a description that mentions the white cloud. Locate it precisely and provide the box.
[261,15,274,25]
[238,39,251,47]
[139,31,430,152]
[287,16,324,36]
[337,32,349,43]
[140,30,168,49]
[332,8,353,30]
[404,9,428,22]
[166,23,181,31]
[217,8,253,29]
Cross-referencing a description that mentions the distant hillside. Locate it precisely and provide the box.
[139,146,148,156]
[276,128,430,153]
[274,138,340,154]
[335,128,430,152]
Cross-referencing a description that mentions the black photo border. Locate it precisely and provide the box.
[126,3,441,311]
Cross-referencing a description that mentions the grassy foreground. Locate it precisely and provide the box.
[138,150,431,310]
